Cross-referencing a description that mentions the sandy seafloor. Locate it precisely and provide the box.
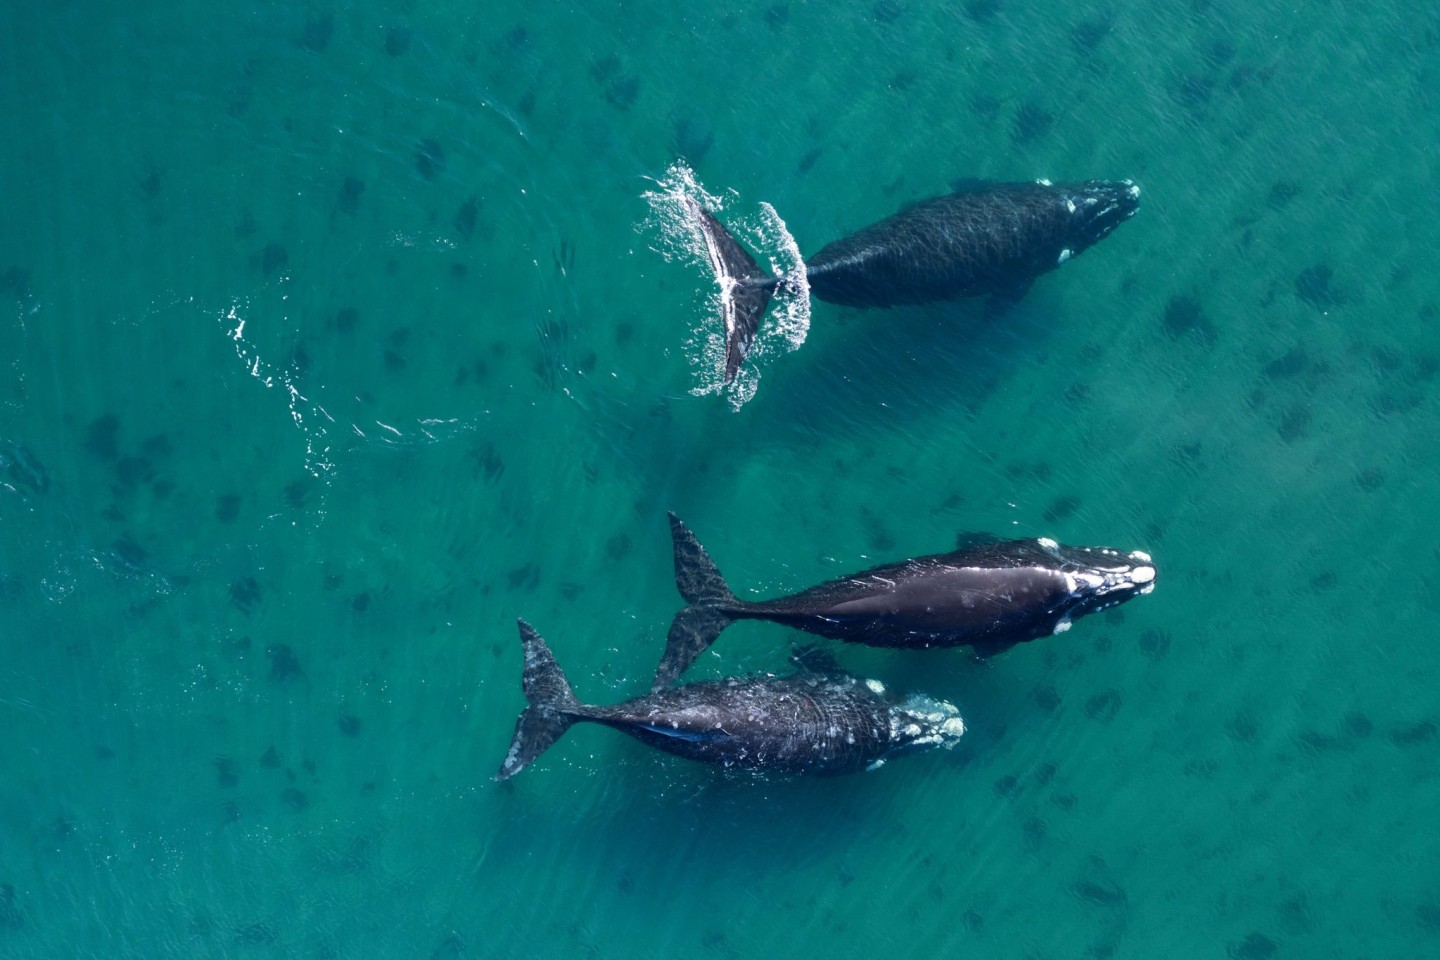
[1,2,1437,957]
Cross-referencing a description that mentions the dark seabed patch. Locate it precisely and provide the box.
[301,14,333,52]
[385,26,412,56]
[1227,932,1279,959]
[1161,295,1218,344]
[0,883,22,931]
[338,176,365,214]
[415,139,446,180]
[1295,264,1346,310]
[267,643,302,682]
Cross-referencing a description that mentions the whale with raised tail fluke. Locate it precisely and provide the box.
[693,178,1142,383]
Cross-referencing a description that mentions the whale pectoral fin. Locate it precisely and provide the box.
[970,638,1019,660]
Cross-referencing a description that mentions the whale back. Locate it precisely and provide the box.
[803,179,1139,309]
[743,536,1158,653]
[590,673,901,775]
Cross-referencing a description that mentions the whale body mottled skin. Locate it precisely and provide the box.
[495,620,965,781]
[654,513,1157,690]
[693,178,1142,381]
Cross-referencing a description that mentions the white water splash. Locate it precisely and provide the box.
[749,199,810,360]
[218,299,336,481]
[217,300,482,479]
[640,159,732,264]
[639,160,810,409]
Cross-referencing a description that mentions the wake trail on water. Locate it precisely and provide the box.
[639,161,809,410]
[215,295,482,503]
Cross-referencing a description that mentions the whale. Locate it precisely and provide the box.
[693,177,1142,381]
[654,513,1156,690]
[495,619,966,780]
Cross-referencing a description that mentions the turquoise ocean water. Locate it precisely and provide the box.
[2,2,1437,957]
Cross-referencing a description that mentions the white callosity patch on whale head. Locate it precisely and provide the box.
[1126,181,1141,199]
[1065,198,1077,214]
[1070,570,1106,594]
[1120,549,1157,593]
[1036,177,1054,187]
[865,678,886,696]
[1058,248,1073,264]
[1053,617,1073,635]
[1038,537,1059,550]
[893,695,967,750]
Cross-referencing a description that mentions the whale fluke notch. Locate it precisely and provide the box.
[654,513,741,690]
[689,203,778,383]
[495,620,583,781]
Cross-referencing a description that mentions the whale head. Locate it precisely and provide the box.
[1031,537,1157,630]
[1058,179,1142,258]
[886,694,967,758]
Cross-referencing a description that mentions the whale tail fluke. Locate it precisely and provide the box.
[656,606,736,691]
[496,620,585,781]
[690,202,778,383]
[668,512,739,607]
[654,513,741,690]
